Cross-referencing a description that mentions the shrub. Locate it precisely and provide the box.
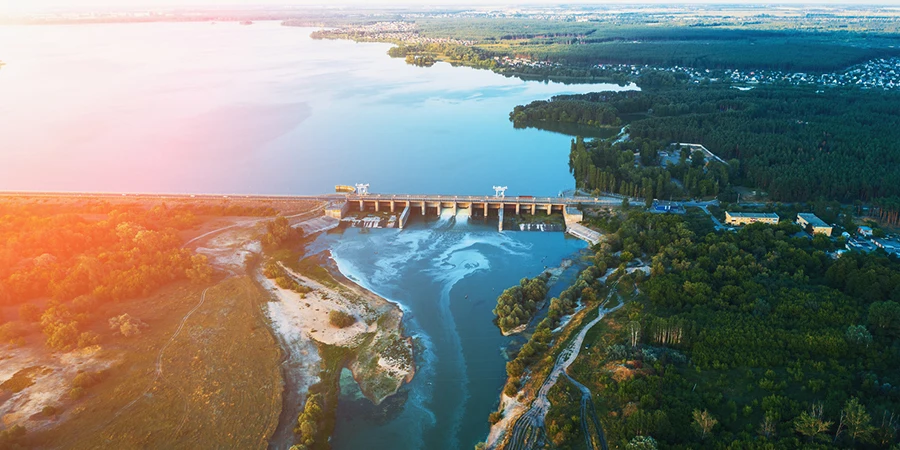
[489,411,503,424]
[41,405,57,417]
[328,310,356,328]
[69,387,84,400]
[77,331,99,348]
[108,314,148,337]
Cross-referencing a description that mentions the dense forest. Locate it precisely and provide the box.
[500,209,900,448]
[415,20,900,72]
[512,87,900,203]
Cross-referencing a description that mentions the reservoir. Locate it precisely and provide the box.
[0,21,634,196]
[0,21,632,449]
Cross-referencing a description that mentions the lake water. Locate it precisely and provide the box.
[0,21,634,196]
[0,21,631,449]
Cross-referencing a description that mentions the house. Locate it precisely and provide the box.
[858,226,874,237]
[725,212,780,226]
[797,213,833,236]
[873,238,900,256]
[846,239,877,253]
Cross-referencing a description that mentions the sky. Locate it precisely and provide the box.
[3,0,900,13]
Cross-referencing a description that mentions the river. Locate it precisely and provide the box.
[0,21,634,449]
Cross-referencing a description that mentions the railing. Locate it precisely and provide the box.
[0,191,624,205]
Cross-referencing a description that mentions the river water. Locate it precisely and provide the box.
[0,21,633,449]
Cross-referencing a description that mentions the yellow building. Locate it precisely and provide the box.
[725,211,780,226]
[797,213,832,236]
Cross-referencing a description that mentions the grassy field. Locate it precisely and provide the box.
[29,276,283,449]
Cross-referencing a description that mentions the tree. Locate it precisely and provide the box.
[626,436,658,449]
[759,412,777,439]
[843,397,873,445]
[868,301,900,337]
[692,409,717,440]
[846,324,873,348]
[185,254,213,284]
[794,403,832,443]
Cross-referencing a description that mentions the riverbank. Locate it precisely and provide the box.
[261,235,415,448]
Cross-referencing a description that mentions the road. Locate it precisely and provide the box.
[504,286,622,450]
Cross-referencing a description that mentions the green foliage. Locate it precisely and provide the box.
[531,211,900,448]
[493,275,549,334]
[262,216,303,251]
[0,201,210,307]
[327,310,356,329]
[526,87,900,203]
[868,301,900,337]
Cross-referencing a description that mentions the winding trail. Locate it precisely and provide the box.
[564,372,608,450]
[504,285,621,450]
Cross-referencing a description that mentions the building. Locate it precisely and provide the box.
[725,212,780,226]
[846,238,877,253]
[325,201,349,219]
[858,226,874,237]
[873,238,900,256]
[797,213,833,236]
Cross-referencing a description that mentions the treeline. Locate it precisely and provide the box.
[387,43,497,69]
[515,87,900,202]
[559,211,900,448]
[0,203,212,308]
[492,274,549,334]
[510,100,620,128]
[417,20,900,72]
[871,197,900,228]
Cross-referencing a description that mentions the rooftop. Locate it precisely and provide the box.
[726,212,779,219]
[798,213,830,228]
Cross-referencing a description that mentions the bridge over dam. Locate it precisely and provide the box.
[0,191,619,243]
[327,194,618,239]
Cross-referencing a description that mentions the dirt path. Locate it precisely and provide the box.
[183,204,326,248]
[504,286,621,450]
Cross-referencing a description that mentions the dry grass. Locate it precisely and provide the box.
[29,276,283,449]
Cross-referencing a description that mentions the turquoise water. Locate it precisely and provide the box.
[0,21,620,448]
[0,21,634,196]
[311,212,587,450]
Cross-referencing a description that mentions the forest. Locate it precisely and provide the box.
[414,20,900,72]
[512,87,900,203]
[0,200,213,351]
[526,210,900,449]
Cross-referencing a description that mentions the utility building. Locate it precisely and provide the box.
[725,212,780,226]
[797,213,832,236]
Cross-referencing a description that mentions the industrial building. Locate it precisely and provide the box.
[797,213,833,236]
[724,211,780,226]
